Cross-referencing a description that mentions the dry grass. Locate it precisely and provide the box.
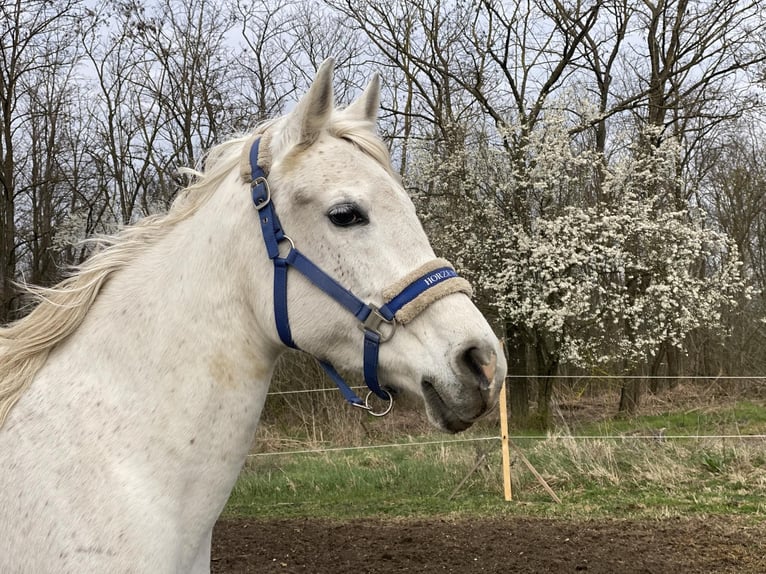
[245,355,766,519]
[253,351,437,453]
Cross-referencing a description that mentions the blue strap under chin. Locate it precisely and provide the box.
[249,136,459,409]
[319,361,367,407]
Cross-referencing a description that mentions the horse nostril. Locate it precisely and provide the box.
[461,345,497,389]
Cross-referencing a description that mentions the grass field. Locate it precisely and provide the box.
[224,394,766,521]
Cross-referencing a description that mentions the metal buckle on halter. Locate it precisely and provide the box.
[252,176,271,210]
[360,304,396,342]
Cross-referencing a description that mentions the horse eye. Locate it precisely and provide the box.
[327,203,368,227]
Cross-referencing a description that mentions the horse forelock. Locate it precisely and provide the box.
[239,116,394,182]
[327,117,395,176]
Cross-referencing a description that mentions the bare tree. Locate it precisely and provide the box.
[637,0,765,205]
[124,0,240,205]
[0,0,82,321]
[22,62,80,286]
[235,0,303,124]
[79,1,166,226]
[701,120,766,375]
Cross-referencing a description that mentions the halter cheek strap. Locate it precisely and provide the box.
[244,135,472,414]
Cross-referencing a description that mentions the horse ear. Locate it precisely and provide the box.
[343,74,380,125]
[283,58,335,149]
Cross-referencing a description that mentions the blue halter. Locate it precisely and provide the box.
[249,137,462,415]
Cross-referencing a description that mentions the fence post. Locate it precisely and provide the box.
[499,380,513,501]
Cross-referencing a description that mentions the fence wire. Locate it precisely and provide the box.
[248,433,766,459]
[256,375,766,458]
[266,375,766,397]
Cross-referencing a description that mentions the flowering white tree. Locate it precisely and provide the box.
[408,116,750,424]
[494,134,745,360]
[490,197,745,368]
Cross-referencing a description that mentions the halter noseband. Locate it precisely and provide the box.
[245,135,472,415]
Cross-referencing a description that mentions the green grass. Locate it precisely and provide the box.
[224,400,766,521]
[577,400,766,437]
[226,443,504,519]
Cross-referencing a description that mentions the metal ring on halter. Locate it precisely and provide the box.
[363,389,394,417]
[275,234,295,259]
[279,234,295,251]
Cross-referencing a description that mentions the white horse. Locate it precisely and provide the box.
[0,60,506,573]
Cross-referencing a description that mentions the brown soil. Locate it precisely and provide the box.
[212,515,766,573]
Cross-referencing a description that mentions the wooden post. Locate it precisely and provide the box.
[508,440,562,504]
[499,380,513,501]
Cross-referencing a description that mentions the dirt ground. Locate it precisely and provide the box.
[211,515,766,573]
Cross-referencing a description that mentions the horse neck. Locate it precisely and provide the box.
[44,173,279,490]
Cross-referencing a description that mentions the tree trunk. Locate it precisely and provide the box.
[649,342,666,394]
[533,339,558,430]
[619,362,643,415]
[666,345,681,389]
[619,380,642,414]
[1,104,16,324]
[504,321,530,425]
[0,197,15,324]
[535,374,554,430]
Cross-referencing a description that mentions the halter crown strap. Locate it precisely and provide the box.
[246,135,471,413]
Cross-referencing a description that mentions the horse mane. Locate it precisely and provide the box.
[0,117,393,427]
[0,134,248,426]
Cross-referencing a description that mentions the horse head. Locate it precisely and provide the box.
[248,60,507,432]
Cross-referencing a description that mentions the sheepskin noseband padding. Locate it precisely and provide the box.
[382,258,473,325]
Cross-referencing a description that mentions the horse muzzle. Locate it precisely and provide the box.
[421,339,505,433]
